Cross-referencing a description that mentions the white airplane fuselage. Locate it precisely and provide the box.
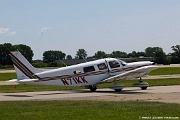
[26,58,154,86]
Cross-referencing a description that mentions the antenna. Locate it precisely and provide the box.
[81,56,87,62]
[59,60,67,67]
[82,57,87,62]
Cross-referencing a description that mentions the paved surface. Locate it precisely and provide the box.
[142,74,180,79]
[0,70,15,73]
[0,85,180,104]
[0,81,19,85]
[157,64,180,67]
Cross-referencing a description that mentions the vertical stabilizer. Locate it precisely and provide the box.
[9,51,40,80]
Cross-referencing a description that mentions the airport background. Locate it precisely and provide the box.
[0,43,179,68]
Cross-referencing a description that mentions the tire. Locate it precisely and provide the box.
[90,87,97,92]
[115,89,122,92]
[141,87,147,90]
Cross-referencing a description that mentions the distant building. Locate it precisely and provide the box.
[56,56,153,66]
[56,57,95,66]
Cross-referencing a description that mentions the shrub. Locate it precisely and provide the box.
[32,62,48,68]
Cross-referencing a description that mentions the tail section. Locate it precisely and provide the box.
[9,51,41,80]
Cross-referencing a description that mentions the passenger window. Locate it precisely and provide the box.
[84,66,95,72]
[97,63,107,70]
[109,61,120,68]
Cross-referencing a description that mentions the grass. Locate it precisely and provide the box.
[149,67,180,75]
[0,84,83,93]
[0,78,180,93]
[0,100,179,120]
[0,73,17,81]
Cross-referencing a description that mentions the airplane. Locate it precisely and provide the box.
[7,51,158,92]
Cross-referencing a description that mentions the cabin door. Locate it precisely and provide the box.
[107,60,121,77]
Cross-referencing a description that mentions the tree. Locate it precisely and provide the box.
[0,43,34,65]
[93,51,107,59]
[75,49,87,59]
[128,51,137,58]
[66,55,72,60]
[14,44,34,63]
[145,47,166,64]
[0,43,15,65]
[43,50,66,63]
[128,51,146,58]
[171,45,180,63]
[110,51,128,58]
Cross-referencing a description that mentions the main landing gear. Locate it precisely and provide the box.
[109,78,149,92]
[87,77,149,92]
[86,85,97,92]
[109,84,124,92]
[133,78,149,90]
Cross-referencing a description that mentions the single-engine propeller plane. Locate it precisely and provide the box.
[7,51,158,92]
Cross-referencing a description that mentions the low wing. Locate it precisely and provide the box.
[103,65,158,82]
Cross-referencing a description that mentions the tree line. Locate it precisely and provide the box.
[0,43,179,68]
[0,43,33,67]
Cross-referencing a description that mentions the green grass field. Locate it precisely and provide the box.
[0,101,179,120]
[0,78,180,93]
[0,72,16,81]
[149,67,180,75]
[0,84,83,93]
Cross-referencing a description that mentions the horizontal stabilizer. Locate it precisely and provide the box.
[6,79,18,82]
[6,79,39,83]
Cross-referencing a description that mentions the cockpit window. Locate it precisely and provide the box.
[84,66,95,72]
[97,63,107,70]
[118,60,127,66]
[109,61,120,68]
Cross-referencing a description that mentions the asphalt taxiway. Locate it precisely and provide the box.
[0,85,179,104]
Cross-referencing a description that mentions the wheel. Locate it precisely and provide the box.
[115,89,122,92]
[141,87,147,90]
[90,87,97,92]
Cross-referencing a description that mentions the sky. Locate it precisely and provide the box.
[0,0,180,59]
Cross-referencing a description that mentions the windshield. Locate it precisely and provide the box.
[109,60,120,68]
[118,59,127,66]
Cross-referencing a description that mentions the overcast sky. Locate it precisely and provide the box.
[0,0,180,59]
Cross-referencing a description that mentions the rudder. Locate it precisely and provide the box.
[9,51,40,80]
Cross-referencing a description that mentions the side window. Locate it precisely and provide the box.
[109,61,120,68]
[97,63,107,70]
[84,66,95,72]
